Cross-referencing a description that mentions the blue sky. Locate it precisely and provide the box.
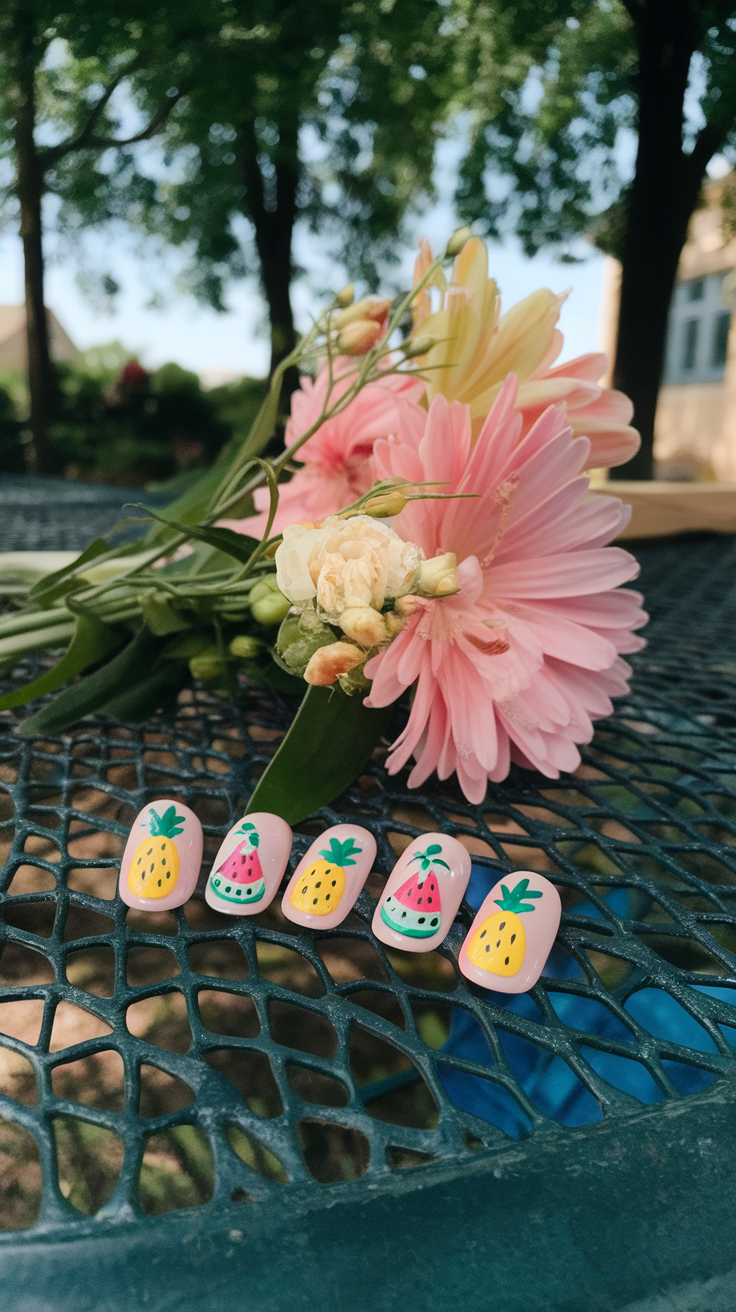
[0,137,607,379]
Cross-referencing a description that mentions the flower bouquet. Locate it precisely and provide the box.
[0,230,646,824]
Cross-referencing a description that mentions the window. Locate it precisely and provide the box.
[681,318,699,371]
[711,312,731,368]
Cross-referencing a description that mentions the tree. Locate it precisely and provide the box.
[452,0,736,478]
[0,1,205,472]
[122,0,451,380]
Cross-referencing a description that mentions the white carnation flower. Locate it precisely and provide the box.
[276,516,423,617]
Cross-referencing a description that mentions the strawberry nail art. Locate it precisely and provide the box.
[372,834,471,953]
[206,813,292,916]
[459,870,561,992]
[120,800,203,912]
[282,824,376,930]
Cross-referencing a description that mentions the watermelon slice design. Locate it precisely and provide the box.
[209,823,265,906]
[381,845,446,939]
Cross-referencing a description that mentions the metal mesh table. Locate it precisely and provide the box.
[1,479,736,1312]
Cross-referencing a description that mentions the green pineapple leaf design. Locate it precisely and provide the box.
[319,836,362,867]
[411,844,450,871]
[148,805,185,839]
[493,877,543,914]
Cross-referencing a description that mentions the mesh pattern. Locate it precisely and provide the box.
[1,517,736,1236]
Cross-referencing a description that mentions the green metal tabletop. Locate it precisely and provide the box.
[1,480,736,1311]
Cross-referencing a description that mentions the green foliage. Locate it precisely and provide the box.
[0,354,263,483]
[454,0,736,259]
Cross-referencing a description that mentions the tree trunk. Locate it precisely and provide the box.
[610,1,703,481]
[14,59,57,475]
[241,118,300,399]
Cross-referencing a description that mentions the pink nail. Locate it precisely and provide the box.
[120,800,203,912]
[459,871,561,992]
[282,824,376,929]
[206,813,292,916]
[372,834,471,952]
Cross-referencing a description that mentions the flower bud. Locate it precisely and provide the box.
[336,319,383,356]
[276,613,335,676]
[394,594,422,617]
[402,335,436,359]
[333,296,392,329]
[361,487,410,518]
[339,606,388,647]
[335,283,354,308]
[249,576,291,627]
[189,647,224,681]
[445,226,473,258]
[229,634,263,659]
[304,641,363,687]
[416,552,460,597]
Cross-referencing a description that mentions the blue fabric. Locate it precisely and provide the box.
[439,865,727,1137]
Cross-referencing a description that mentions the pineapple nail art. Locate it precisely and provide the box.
[206,813,292,917]
[119,800,203,912]
[373,833,471,953]
[460,870,561,993]
[282,825,376,929]
[289,836,360,916]
[466,879,542,975]
[128,806,185,899]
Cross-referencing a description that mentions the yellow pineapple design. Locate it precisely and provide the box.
[467,878,542,976]
[128,806,185,899]
[290,836,361,915]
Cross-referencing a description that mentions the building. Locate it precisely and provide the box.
[599,176,736,480]
[0,305,80,371]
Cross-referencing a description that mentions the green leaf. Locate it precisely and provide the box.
[131,505,258,564]
[17,627,165,736]
[426,843,442,855]
[0,614,122,712]
[95,660,191,723]
[29,539,111,606]
[246,685,392,826]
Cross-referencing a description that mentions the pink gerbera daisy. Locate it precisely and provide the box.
[221,360,425,539]
[364,379,647,803]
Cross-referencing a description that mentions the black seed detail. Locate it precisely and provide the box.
[162,858,166,866]
[241,855,245,864]
[496,940,501,948]
[226,885,231,893]
[401,911,407,918]
[417,897,423,906]
[499,921,506,930]
[332,880,337,886]
[316,881,322,888]
[480,930,487,940]
[505,956,509,965]
[511,934,516,943]
[485,944,490,953]
[150,863,155,874]
[313,897,318,905]
[136,857,141,866]
[431,918,438,927]
[418,917,425,924]
[326,893,331,901]
[157,879,162,887]
[301,886,308,895]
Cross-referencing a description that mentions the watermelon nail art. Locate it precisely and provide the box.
[206,813,292,917]
[373,834,471,953]
[459,870,561,993]
[282,825,376,929]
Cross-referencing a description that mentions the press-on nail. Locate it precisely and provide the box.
[282,824,376,929]
[459,870,561,992]
[206,813,292,916]
[372,834,471,952]
[120,800,203,912]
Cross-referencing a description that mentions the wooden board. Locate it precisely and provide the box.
[592,481,736,538]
